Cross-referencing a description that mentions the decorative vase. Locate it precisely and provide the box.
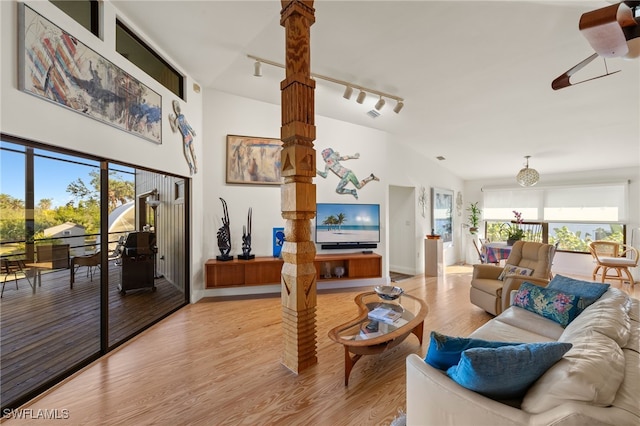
[507,239,517,246]
[323,262,332,279]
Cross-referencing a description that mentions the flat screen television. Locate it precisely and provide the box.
[315,203,380,248]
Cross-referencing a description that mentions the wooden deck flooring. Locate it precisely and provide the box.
[1,262,186,409]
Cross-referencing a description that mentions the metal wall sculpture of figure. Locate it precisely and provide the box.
[238,207,255,260]
[169,100,198,175]
[316,148,379,199]
[216,198,232,261]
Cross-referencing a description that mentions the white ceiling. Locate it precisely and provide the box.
[111,0,639,182]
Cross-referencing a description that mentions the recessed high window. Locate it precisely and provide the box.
[50,0,99,37]
[116,20,184,99]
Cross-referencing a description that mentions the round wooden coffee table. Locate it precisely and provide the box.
[328,290,428,385]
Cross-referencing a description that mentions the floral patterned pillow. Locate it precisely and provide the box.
[513,282,584,327]
[497,263,534,281]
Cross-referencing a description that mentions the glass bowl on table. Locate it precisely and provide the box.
[374,285,404,301]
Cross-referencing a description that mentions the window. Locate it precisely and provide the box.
[116,20,184,99]
[483,182,629,252]
[50,0,99,36]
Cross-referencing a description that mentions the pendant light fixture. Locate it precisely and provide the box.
[516,155,540,187]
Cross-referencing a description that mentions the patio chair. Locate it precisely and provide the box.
[1,259,32,297]
[589,241,638,286]
[70,251,101,288]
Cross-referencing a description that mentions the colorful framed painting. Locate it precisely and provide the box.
[226,135,283,185]
[432,187,454,244]
[18,4,162,144]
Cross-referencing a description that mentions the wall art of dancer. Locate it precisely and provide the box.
[316,148,379,199]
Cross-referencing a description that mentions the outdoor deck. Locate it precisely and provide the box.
[0,260,185,408]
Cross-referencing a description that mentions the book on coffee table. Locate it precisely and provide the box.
[368,306,402,324]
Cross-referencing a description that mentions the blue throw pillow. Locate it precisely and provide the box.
[547,274,609,308]
[446,342,572,399]
[425,331,523,370]
[513,282,584,327]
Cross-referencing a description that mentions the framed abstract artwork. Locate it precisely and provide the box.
[226,135,283,185]
[18,4,162,144]
[432,187,454,244]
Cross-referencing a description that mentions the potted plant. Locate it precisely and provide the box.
[507,210,525,245]
[467,202,481,234]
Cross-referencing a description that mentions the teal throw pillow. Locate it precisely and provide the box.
[425,331,523,370]
[446,342,572,399]
[513,282,584,327]
[547,274,609,308]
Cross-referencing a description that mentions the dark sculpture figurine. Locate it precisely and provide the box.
[216,198,232,261]
[238,207,255,260]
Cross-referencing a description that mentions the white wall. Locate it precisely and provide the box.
[463,167,640,278]
[1,0,205,303]
[202,90,465,297]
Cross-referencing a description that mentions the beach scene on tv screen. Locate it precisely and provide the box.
[316,204,380,243]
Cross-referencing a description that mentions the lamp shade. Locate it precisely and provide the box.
[516,156,539,187]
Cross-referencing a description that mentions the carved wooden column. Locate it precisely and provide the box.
[279,0,317,373]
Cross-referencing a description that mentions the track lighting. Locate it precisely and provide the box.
[246,54,405,114]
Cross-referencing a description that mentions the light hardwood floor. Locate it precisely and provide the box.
[4,266,638,425]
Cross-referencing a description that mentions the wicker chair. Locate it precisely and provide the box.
[589,241,638,286]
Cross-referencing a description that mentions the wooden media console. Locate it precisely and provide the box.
[205,253,382,288]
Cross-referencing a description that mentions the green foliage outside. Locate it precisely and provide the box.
[0,171,133,256]
[486,221,624,253]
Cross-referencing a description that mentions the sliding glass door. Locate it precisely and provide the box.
[0,136,189,410]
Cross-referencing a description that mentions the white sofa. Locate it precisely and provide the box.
[406,287,639,425]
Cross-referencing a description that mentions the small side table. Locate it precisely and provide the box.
[424,238,443,277]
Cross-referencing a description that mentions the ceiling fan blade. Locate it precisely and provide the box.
[552,53,598,90]
[552,53,622,90]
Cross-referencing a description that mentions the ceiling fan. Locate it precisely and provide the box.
[552,1,640,90]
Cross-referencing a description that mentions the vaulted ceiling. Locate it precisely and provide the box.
[111,1,639,181]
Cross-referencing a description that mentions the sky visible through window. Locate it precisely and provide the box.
[0,142,132,208]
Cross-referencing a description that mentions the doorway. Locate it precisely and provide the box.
[389,185,418,277]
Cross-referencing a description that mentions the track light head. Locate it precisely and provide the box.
[393,101,404,114]
[356,90,367,104]
[253,61,262,77]
[375,97,386,111]
[343,86,353,100]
